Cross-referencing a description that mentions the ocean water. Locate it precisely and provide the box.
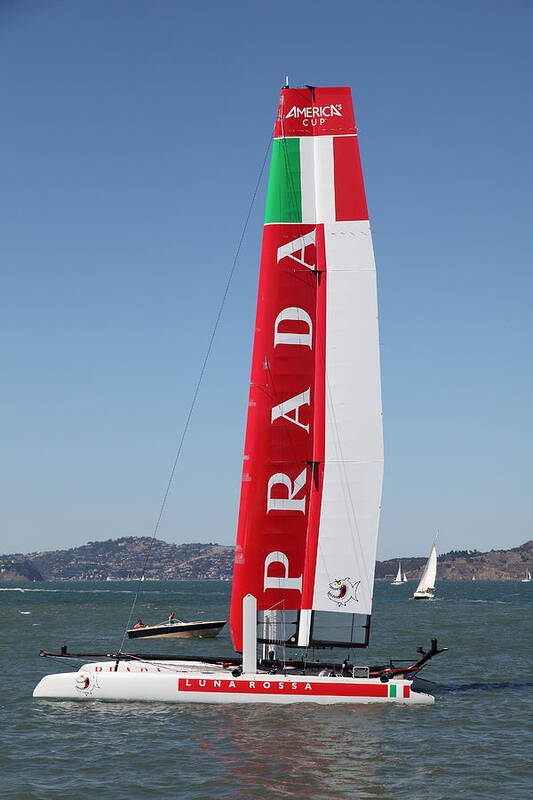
[1,579,531,800]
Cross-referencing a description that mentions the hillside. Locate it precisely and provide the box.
[3,538,233,581]
[376,540,533,581]
[1,537,531,582]
[0,559,44,582]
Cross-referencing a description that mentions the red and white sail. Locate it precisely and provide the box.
[230,86,383,652]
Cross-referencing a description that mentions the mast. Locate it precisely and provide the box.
[230,86,383,652]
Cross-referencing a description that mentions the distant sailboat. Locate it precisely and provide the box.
[391,562,404,585]
[402,570,408,583]
[413,544,437,600]
[521,570,531,583]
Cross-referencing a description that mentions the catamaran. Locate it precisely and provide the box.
[413,544,438,600]
[33,84,446,705]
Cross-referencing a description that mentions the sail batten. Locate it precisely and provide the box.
[230,86,383,652]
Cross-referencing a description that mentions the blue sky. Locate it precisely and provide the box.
[1,0,531,559]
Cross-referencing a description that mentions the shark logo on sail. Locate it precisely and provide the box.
[327,578,360,607]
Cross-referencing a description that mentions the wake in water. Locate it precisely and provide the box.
[0,587,135,594]
[434,681,533,694]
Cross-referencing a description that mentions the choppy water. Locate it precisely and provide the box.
[1,579,531,799]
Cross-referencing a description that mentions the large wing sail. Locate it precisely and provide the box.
[230,87,383,651]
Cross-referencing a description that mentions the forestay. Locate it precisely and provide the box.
[230,87,383,652]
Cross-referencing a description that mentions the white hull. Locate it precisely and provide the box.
[413,590,434,600]
[33,661,433,706]
[152,629,221,639]
[147,629,221,639]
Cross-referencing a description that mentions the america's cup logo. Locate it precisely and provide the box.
[285,104,343,118]
[280,104,344,128]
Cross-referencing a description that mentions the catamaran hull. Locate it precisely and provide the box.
[33,669,433,705]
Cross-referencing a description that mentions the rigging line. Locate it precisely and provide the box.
[118,135,273,652]
[326,376,362,565]
[118,656,204,674]
[280,600,287,670]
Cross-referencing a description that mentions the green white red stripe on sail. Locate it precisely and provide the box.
[265,135,368,224]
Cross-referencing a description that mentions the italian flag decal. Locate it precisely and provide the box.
[265,136,368,224]
[388,683,411,699]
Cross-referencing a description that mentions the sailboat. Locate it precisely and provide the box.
[391,562,406,585]
[33,84,446,705]
[521,570,531,583]
[413,544,437,600]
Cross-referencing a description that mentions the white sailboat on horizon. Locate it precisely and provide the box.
[521,570,531,583]
[391,562,408,585]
